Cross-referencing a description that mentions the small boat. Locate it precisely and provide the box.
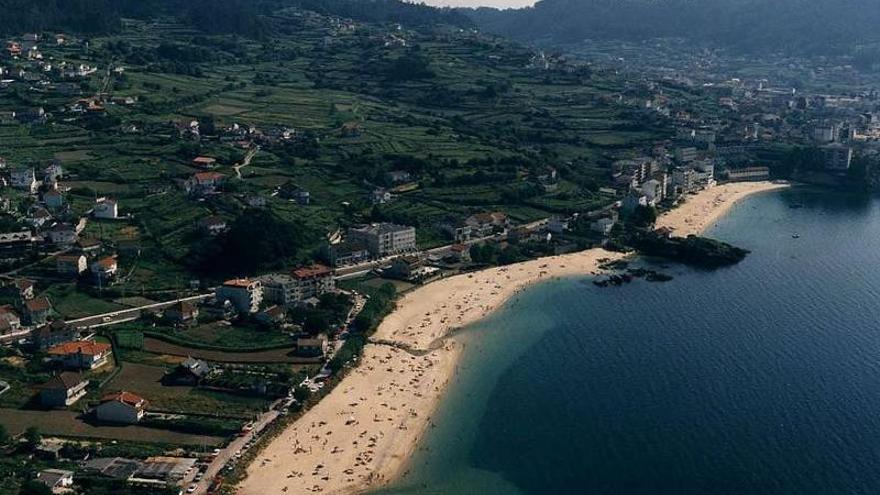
[792,233,800,239]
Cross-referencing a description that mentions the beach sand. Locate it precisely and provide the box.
[237,181,787,495]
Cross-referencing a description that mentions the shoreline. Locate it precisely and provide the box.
[237,180,788,495]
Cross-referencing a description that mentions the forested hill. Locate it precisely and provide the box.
[0,0,471,36]
[467,0,880,56]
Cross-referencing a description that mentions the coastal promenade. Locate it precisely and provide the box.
[237,181,787,495]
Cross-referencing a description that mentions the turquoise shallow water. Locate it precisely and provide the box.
[376,188,880,495]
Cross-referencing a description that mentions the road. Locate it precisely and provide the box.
[193,398,288,495]
[233,147,259,179]
[333,217,551,280]
[66,292,215,329]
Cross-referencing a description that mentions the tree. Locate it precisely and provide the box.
[23,427,41,449]
[20,480,52,495]
[303,313,329,336]
[630,205,658,228]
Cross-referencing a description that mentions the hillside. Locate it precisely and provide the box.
[467,0,880,57]
[0,1,667,308]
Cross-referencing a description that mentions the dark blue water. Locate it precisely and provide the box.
[378,188,880,495]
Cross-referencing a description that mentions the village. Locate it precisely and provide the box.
[1,4,880,494]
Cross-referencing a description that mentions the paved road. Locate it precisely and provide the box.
[66,293,215,329]
[193,398,289,494]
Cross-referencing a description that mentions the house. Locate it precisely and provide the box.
[465,212,510,238]
[165,357,211,386]
[164,301,199,324]
[197,216,227,236]
[442,220,473,243]
[621,192,648,214]
[43,189,64,209]
[81,457,143,480]
[641,179,665,206]
[325,240,371,267]
[36,469,74,493]
[32,322,78,350]
[6,279,35,300]
[372,187,393,205]
[590,217,617,235]
[256,305,286,325]
[23,295,51,326]
[191,156,217,169]
[347,223,416,257]
[186,172,225,195]
[43,161,63,184]
[47,224,78,245]
[290,264,335,302]
[93,197,119,219]
[296,337,328,358]
[48,341,112,370]
[447,243,471,263]
[27,206,52,228]
[0,304,21,334]
[10,167,37,192]
[89,256,118,283]
[41,372,89,407]
[726,166,770,182]
[130,456,197,487]
[56,254,87,276]
[279,182,310,205]
[216,279,263,313]
[339,121,362,137]
[95,391,147,424]
[386,256,426,281]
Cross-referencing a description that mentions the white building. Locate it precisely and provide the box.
[94,197,119,219]
[95,391,147,424]
[348,223,416,257]
[216,279,263,313]
[10,167,37,193]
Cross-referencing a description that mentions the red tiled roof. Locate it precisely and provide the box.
[47,341,110,357]
[223,278,254,288]
[192,156,216,165]
[25,296,51,312]
[101,390,146,408]
[193,172,225,182]
[292,264,332,280]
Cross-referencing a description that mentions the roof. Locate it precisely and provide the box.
[297,338,325,347]
[25,296,51,313]
[82,457,142,480]
[222,278,255,288]
[192,156,216,164]
[13,279,34,291]
[37,469,73,487]
[48,341,110,357]
[92,256,117,269]
[292,264,332,280]
[101,390,146,408]
[193,171,225,181]
[43,371,87,390]
[57,254,85,263]
[179,357,211,377]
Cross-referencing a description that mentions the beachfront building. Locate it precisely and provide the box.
[347,223,416,258]
[259,264,335,306]
[726,166,771,182]
[216,278,263,313]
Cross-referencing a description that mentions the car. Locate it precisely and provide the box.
[186,484,197,493]
[195,473,203,482]
[211,448,221,456]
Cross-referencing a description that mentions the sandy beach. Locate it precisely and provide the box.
[237,180,787,495]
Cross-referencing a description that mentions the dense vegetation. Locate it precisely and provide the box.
[0,0,471,37]
[468,0,880,56]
